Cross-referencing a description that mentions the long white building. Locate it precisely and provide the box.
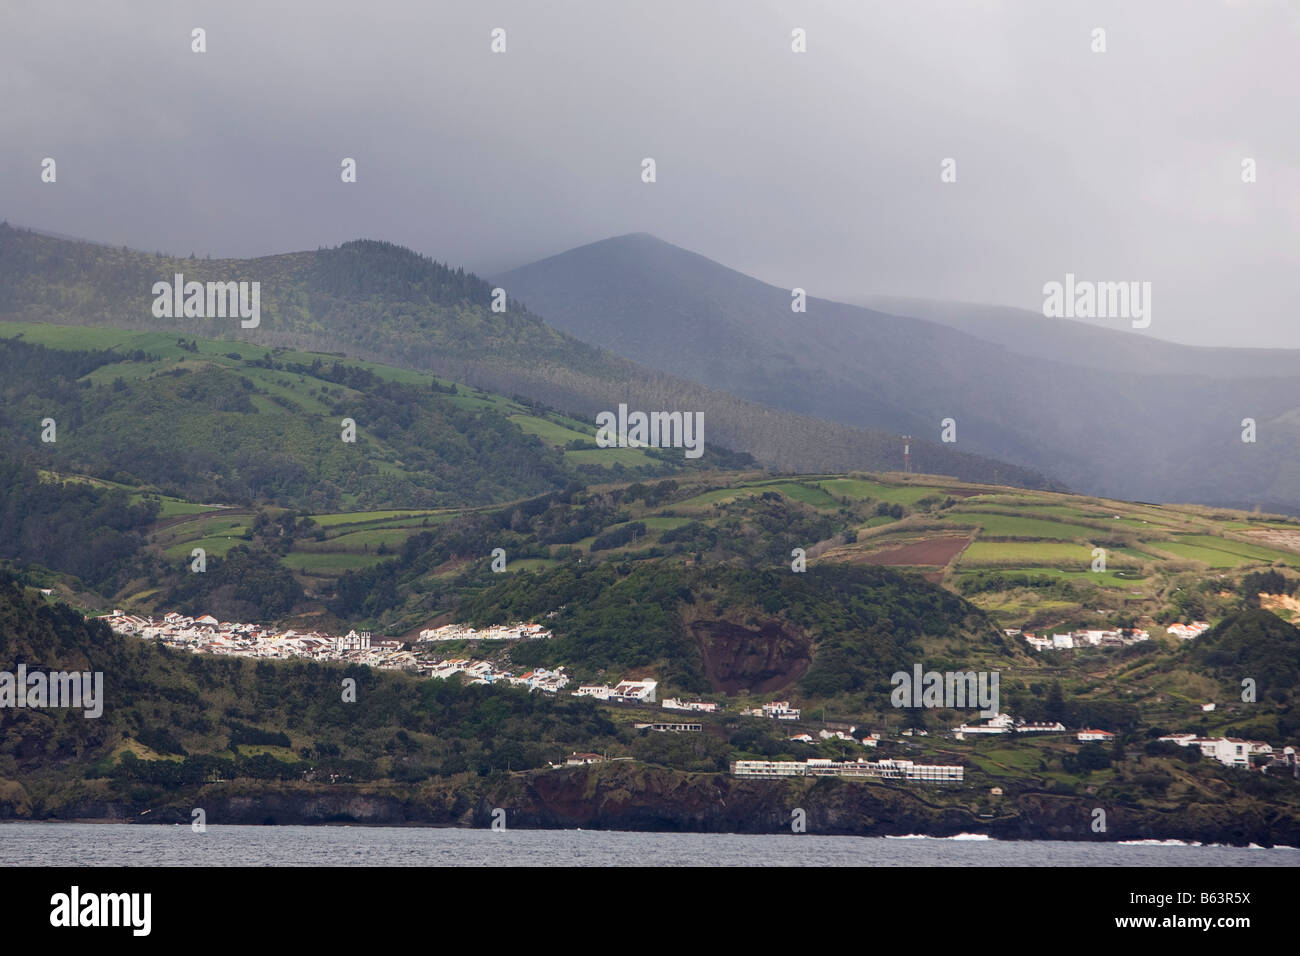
[732,757,963,783]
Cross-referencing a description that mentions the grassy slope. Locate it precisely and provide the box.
[0,322,696,510]
[0,224,1057,488]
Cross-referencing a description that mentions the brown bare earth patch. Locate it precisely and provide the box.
[1260,593,1300,616]
[1235,529,1300,554]
[853,535,972,567]
[688,617,812,696]
[432,556,475,575]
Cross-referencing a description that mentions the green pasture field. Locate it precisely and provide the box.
[508,414,592,446]
[310,509,454,528]
[816,478,942,505]
[940,512,1106,540]
[957,540,1136,568]
[641,516,695,530]
[953,567,1147,589]
[162,534,250,560]
[281,552,389,572]
[155,514,252,539]
[293,527,420,552]
[1152,534,1299,568]
[752,481,841,509]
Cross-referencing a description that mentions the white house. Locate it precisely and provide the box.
[610,679,658,703]
[953,713,1015,738]
[1167,621,1211,641]
[761,701,801,720]
[662,698,717,713]
[1077,729,1115,743]
[1158,734,1251,768]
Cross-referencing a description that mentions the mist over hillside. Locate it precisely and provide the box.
[0,223,1053,491]
[499,233,1300,513]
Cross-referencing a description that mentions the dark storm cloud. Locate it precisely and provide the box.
[2,0,1297,347]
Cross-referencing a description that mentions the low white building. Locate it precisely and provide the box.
[662,698,717,713]
[611,679,658,703]
[1167,621,1211,641]
[1018,721,1067,734]
[1077,729,1115,743]
[732,757,963,783]
[1158,734,1252,768]
[761,701,801,720]
[634,722,701,732]
[953,713,1015,738]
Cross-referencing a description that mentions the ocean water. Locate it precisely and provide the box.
[1,822,1297,866]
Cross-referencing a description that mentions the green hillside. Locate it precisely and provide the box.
[0,224,1055,489]
[499,232,1300,513]
[0,324,733,512]
[4,564,1299,843]
[2,311,1298,839]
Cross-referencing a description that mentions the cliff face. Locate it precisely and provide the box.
[8,763,1299,847]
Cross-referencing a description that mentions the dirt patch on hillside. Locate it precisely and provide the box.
[1236,529,1300,554]
[688,617,812,696]
[1260,593,1300,617]
[432,556,475,575]
[851,535,972,567]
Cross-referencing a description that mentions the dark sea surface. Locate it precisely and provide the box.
[2,822,1298,866]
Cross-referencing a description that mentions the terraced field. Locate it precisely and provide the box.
[1152,534,1300,569]
[117,460,1300,631]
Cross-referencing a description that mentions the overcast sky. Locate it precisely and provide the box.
[4,0,1298,348]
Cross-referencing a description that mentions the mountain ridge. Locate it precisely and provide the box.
[497,232,1300,512]
[0,222,1057,492]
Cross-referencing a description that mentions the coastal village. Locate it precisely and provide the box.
[98,609,1298,783]
[1007,622,1210,652]
[101,609,570,691]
